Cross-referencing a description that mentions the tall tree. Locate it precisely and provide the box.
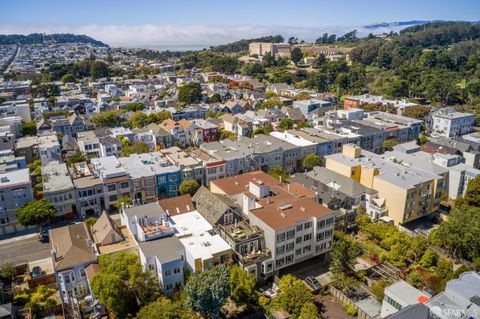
[330,232,362,294]
[91,252,161,318]
[290,47,303,64]
[270,274,313,318]
[179,179,200,196]
[463,176,480,207]
[229,265,257,308]
[16,199,56,229]
[178,82,202,104]
[303,154,321,170]
[184,264,230,318]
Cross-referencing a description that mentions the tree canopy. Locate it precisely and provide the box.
[16,199,56,228]
[179,179,200,196]
[91,252,161,318]
[184,264,230,318]
[178,82,202,104]
[303,154,321,170]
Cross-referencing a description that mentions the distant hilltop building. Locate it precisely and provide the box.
[249,42,291,58]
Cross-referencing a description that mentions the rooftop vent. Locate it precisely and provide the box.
[0,177,8,183]
[278,204,293,211]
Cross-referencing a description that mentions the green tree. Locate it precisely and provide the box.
[418,134,429,145]
[84,217,98,229]
[114,195,131,210]
[23,286,57,319]
[463,176,480,207]
[126,102,145,112]
[383,139,398,151]
[208,93,221,103]
[91,110,124,127]
[270,274,313,318]
[303,154,321,170]
[60,73,77,83]
[299,302,318,319]
[179,179,200,196]
[313,53,326,68]
[402,105,430,119]
[0,262,15,282]
[65,152,87,165]
[268,165,289,182]
[219,129,237,141]
[125,111,148,128]
[16,199,56,229]
[184,264,230,318]
[259,99,283,109]
[330,232,362,294]
[278,118,293,131]
[121,141,151,157]
[91,252,161,318]
[20,121,37,136]
[136,297,195,319]
[229,265,257,308]
[178,82,202,104]
[291,47,303,64]
[420,248,439,268]
[370,279,391,301]
[429,206,480,261]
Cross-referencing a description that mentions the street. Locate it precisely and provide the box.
[0,235,51,265]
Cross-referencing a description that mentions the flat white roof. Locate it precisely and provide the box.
[170,211,231,261]
[270,131,315,147]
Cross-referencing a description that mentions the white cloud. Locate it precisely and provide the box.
[0,24,410,48]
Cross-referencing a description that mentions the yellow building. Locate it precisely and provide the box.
[325,144,445,226]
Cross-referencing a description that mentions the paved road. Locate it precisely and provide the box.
[0,235,51,265]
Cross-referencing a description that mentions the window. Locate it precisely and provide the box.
[296,224,303,232]
[304,221,312,229]
[165,283,173,291]
[107,184,116,192]
[286,230,295,240]
[275,258,285,268]
[276,245,285,255]
[303,233,312,241]
[326,217,334,227]
[80,268,86,278]
[70,273,75,282]
[121,182,129,189]
[174,267,181,274]
[286,242,294,252]
[295,248,302,256]
[64,274,71,284]
[285,254,294,264]
[316,232,325,242]
[317,220,325,229]
[165,270,172,277]
[296,237,302,244]
[276,233,285,243]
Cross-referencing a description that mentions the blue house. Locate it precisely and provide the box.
[156,165,181,198]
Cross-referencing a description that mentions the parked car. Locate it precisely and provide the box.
[39,230,49,243]
[304,276,322,292]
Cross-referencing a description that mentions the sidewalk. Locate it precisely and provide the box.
[0,232,38,245]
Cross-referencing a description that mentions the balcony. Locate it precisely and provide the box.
[138,217,174,241]
[220,221,262,243]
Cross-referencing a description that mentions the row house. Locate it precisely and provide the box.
[192,119,219,143]
[160,119,187,147]
[0,168,33,235]
[170,105,207,121]
[37,113,86,137]
[132,127,157,150]
[145,123,174,148]
[42,161,76,218]
[91,156,132,212]
[160,147,204,184]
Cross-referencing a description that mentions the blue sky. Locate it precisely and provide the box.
[0,0,479,47]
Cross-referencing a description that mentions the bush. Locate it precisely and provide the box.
[342,302,358,316]
[370,279,391,301]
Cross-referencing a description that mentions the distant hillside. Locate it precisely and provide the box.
[0,33,108,46]
[364,20,442,30]
[211,35,284,53]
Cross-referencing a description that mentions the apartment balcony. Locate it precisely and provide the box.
[237,249,271,266]
[139,217,174,241]
[220,221,263,243]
